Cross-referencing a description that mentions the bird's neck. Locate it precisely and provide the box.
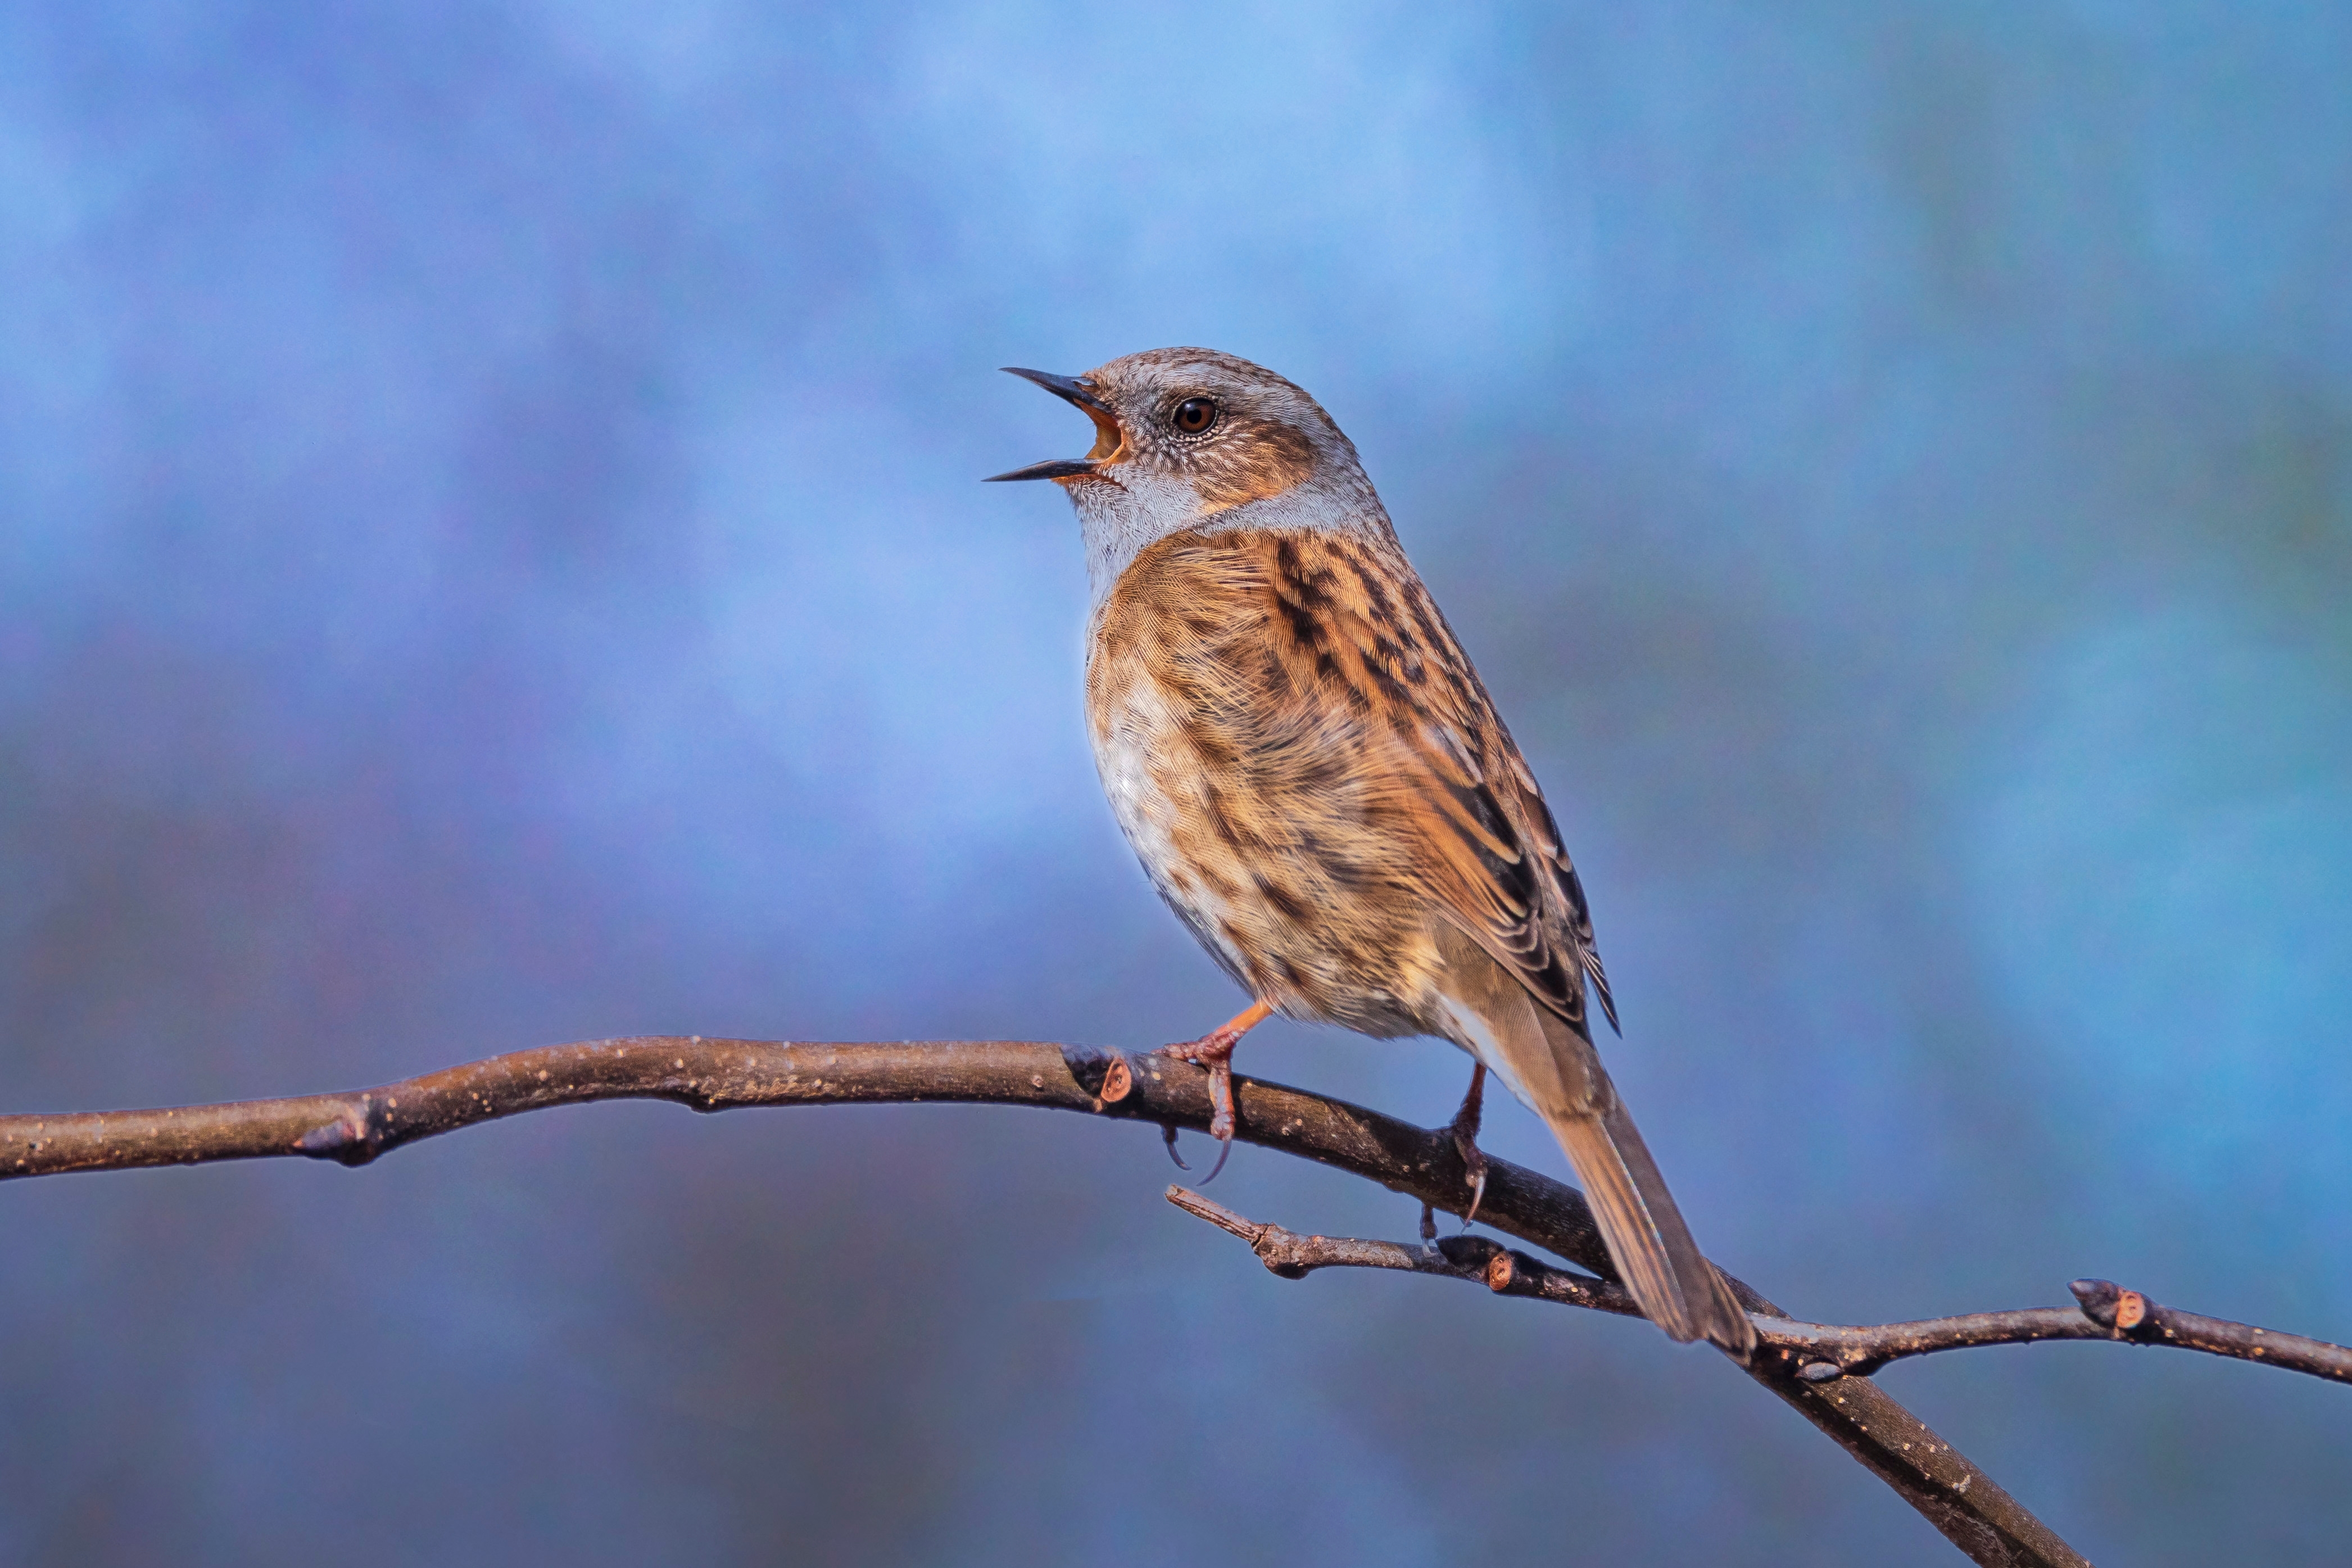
[1073,479,1398,613]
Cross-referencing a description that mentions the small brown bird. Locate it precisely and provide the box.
[990,348,1753,1356]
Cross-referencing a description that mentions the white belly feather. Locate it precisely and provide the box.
[1085,667,1256,990]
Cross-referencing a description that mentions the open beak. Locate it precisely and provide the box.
[986,366,1124,483]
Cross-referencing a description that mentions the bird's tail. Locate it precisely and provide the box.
[1433,929,1753,1357]
[1538,1078,1756,1357]
[1503,1005,1755,1358]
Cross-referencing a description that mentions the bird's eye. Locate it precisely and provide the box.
[1172,397,1218,436]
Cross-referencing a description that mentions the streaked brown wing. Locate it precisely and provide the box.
[1254,529,1620,1037]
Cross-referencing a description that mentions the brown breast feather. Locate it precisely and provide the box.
[1088,525,1618,1039]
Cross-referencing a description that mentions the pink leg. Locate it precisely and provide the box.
[1451,1062,1490,1225]
[1158,999,1273,1175]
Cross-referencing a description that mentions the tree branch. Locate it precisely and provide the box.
[1166,1187,2352,1385]
[0,1035,2091,1567]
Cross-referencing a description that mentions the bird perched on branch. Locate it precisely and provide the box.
[989,348,1753,1357]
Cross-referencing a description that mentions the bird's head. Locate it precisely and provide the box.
[989,347,1388,600]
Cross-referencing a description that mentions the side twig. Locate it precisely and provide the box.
[1166,1188,2352,1386]
[0,1035,2083,1567]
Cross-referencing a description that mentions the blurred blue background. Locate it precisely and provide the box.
[3,2,2349,1562]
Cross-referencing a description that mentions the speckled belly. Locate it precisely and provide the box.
[1086,669,1259,990]
[1082,644,1438,1038]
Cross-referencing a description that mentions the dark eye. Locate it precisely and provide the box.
[1172,397,1218,436]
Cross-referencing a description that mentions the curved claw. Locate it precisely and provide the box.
[1161,1122,1191,1171]
[1200,1132,1234,1185]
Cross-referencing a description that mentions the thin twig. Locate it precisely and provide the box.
[0,1035,2082,1568]
[1166,1188,2352,1387]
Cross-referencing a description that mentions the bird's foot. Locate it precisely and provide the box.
[1156,999,1273,1179]
[1450,1062,1490,1226]
[1160,1030,1239,1143]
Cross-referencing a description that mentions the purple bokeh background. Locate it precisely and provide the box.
[4,4,2350,1562]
